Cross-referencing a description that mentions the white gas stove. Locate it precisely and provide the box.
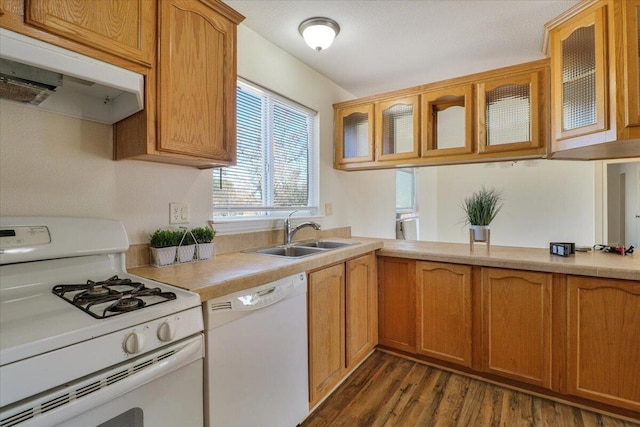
[0,217,204,427]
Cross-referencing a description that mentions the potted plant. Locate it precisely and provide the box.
[461,187,504,241]
[176,228,197,263]
[149,229,181,266]
[192,226,216,260]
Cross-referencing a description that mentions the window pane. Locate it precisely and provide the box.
[272,102,310,207]
[214,87,264,213]
[396,169,416,212]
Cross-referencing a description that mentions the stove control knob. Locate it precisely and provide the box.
[123,332,146,354]
[157,321,176,342]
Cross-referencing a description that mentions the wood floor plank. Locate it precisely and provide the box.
[301,351,640,427]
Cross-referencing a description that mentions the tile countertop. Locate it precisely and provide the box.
[130,238,639,301]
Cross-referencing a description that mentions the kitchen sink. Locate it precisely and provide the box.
[246,240,360,258]
[293,240,359,249]
[251,245,326,258]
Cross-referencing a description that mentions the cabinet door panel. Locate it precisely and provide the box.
[567,276,640,412]
[335,104,375,164]
[308,263,345,407]
[26,0,154,66]
[345,253,377,369]
[375,96,420,161]
[378,257,416,352]
[624,1,640,127]
[421,85,474,158]
[158,0,236,162]
[478,71,543,154]
[416,262,472,367]
[481,268,552,388]
[551,4,608,142]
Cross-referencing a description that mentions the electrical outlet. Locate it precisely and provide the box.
[169,203,190,224]
[325,203,333,216]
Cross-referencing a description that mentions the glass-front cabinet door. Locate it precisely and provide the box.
[421,85,474,158]
[335,104,375,165]
[477,70,544,154]
[624,0,640,127]
[550,3,608,141]
[375,96,420,161]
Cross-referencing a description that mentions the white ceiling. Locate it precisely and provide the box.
[224,0,579,98]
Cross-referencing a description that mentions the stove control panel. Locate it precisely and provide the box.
[123,332,147,354]
[0,225,50,250]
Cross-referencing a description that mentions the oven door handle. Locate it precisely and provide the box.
[5,335,204,427]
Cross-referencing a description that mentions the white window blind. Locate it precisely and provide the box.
[213,80,318,218]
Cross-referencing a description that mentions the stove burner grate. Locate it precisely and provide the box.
[52,275,177,319]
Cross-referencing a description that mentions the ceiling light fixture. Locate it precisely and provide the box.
[298,17,340,52]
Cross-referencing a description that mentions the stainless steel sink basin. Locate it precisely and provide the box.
[246,240,360,258]
[251,245,326,258]
[294,240,359,249]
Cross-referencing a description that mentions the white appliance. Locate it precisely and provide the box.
[204,273,309,427]
[0,217,204,427]
[0,28,144,124]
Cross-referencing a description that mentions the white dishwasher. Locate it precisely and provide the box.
[204,273,309,427]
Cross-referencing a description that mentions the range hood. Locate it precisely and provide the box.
[0,28,144,124]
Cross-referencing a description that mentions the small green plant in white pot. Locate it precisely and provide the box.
[461,187,504,241]
[192,226,216,260]
[149,229,181,266]
[177,229,197,263]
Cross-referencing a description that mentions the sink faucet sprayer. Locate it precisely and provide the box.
[284,210,321,245]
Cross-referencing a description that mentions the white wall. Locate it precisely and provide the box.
[420,160,596,248]
[235,26,397,239]
[0,25,601,247]
[0,100,214,244]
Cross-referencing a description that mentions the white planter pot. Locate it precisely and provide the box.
[150,246,177,266]
[196,242,215,260]
[177,245,196,263]
[470,225,489,242]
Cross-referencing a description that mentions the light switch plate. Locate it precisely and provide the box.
[170,203,190,224]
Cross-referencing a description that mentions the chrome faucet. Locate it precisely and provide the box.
[284,210,320,245]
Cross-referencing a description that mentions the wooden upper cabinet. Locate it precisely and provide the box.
[25,0,154,66]
[421,85,474,158]
[481,268,552,389]
[114,0,244,168]
[623,0,640,127]
[335,103,375,165]
[416,262,473,368]
[477,69,546,156]
[345,253,377,369]
[375,96,420,162]
[548,0,640,159]
[550,2,608,143]
[566,276,640,412]
[157,0,236,161]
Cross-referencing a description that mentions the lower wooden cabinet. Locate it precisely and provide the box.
[566,276,640,412]
[308,252,377,408]
[308,263,345,407]
[416,261,472,367]
[345,253,378,369]
[377,257,416,352]
[481,268,552,388]
[376,256,638,418]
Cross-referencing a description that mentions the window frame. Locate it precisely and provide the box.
[212,79,320,233]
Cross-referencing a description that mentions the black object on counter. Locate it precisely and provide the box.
[550,242,575,257]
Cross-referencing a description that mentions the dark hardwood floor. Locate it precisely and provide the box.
[301,351,640,427]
